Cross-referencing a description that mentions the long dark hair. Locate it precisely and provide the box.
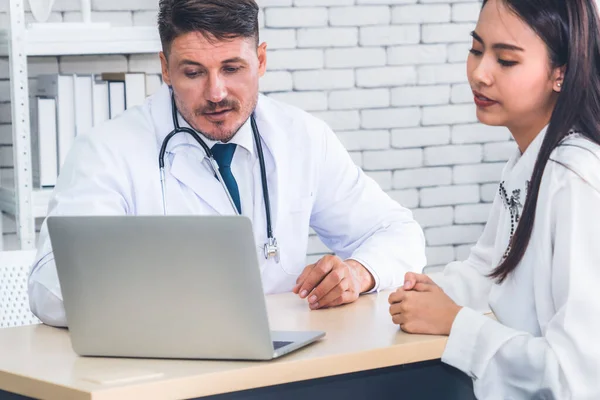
[487,0,600,282]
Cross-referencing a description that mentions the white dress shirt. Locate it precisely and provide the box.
[436,128,600,399]
[194,117,256,218]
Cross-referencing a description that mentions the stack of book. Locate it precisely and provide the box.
[30,72,162,188]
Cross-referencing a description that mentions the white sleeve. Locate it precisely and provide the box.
[442,173,600,399]
[29,133,130,327]
[310,125,426,291]
[432,194,501,313]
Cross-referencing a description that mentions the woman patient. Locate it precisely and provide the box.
[389,0,600,398]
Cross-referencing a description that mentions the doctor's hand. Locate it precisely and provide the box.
[292,255,375,310]
[388,272,461,336]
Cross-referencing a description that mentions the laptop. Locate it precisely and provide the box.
[47,215,325,360]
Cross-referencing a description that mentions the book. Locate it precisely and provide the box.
[92,76,110,126]
[74,74,94,136]
[101,72,147,110]
[36,74,75,169]
[30,97,58,188]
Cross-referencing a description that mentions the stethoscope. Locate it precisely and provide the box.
[158,91,280,263]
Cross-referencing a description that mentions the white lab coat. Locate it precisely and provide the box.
[437,129,600,399]
[28,83,426,327]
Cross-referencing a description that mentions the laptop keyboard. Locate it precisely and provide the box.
[273,340,293,350]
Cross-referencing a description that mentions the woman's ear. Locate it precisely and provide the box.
[553,65,566,92]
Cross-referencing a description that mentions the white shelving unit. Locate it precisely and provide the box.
[1,0,162,250]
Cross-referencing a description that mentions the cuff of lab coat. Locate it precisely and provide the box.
[346,257,380,294]
[28,280,68,327]
[441,306,487,378]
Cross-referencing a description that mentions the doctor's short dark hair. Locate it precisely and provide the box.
[157,0,260,57]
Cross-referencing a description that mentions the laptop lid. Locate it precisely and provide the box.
[48,215,284,360]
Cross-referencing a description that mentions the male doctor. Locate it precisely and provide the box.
[28,0,426,327]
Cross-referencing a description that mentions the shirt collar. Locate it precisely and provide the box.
[504,124,548,182]
[171,111,255,158]
[202,116,255,157]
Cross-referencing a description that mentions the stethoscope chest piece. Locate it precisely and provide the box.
[264,237,280,263]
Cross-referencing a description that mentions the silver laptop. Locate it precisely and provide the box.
[47,215,325,360]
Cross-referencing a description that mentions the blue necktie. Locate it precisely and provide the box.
[211,143,241,214]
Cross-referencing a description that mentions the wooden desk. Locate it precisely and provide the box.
[0,291,474,400]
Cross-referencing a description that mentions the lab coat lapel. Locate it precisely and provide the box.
[169,148,236,215]
[151,84,234,215]
[253,95,294,235]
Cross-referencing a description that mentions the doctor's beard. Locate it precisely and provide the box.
[175,93,257,143]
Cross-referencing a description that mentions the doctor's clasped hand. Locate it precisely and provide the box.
[293,256,374,310]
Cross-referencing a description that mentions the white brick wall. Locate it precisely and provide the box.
[259,71,293,92]
[455,244,473,262]
[356,66,417,87]
[484,141,517,162]
[421,23,473,43]
[426,224,483,246]
[426,245,455,265]
[451,83,472,103]
[363,148,423,170]
[298,28,357,48]
[388,189,419,209]
[424,144,482,165]
[261,29,297,49]
[366,171,393,190]
[313,110,361,130]
[481,183,497,202]
[337,130,390,150]
[455,203,491,224]
[329,6,391,26]
[269,91,328,111]
[453,162,504,184]
[360,25,420,46]
[2,0,512,270]
[392,85,450,106]
[393,166,451,189]
[329,88,390,109]
[422,104,476,125]
[387,44,447,65]
[452,3,480,22]
[413,207,453,228]
[265,7,328,27]
[448,42,471,62]
[325,47,387,68]
[268,49,324,70]
[294,69,355,90]
[361,107,420,128]
[391,5,450,24]
[421,184,479,207]
[391,126,450,148]
[452,123,510,143]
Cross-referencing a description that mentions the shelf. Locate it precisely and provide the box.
[0,25,161,57]
[0,186,52,218]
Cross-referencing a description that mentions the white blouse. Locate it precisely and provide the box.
[436,128,600,399]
